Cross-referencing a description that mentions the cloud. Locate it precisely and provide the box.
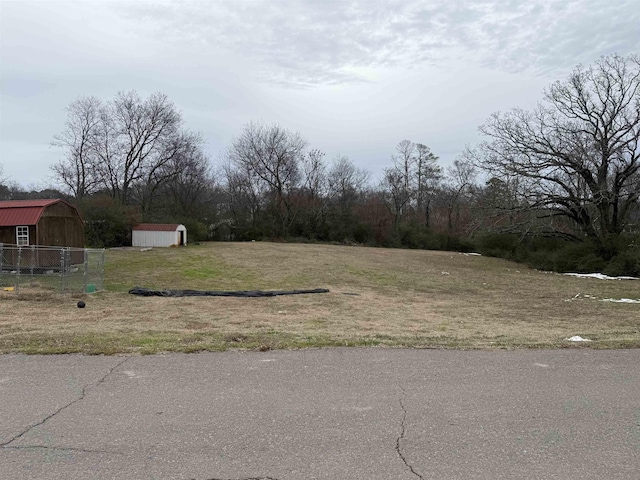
[116,0,640,86]
[1,0,637,186]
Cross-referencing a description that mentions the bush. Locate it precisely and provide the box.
[79,196,140,248]
[545,242,594,273]
[388,224,476,252]
[575,252,608,273]
[352,223,373,244]
[476,233,519,258]
[603,250,640,277]
[178,218,208,242]
[475,232,640,276]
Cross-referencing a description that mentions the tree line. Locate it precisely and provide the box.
[2,54,639,275]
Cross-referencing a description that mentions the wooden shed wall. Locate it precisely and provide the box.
[0,226,15,244]
[38,217,84,247]
[0,225,36,245]
[38,203,84,247]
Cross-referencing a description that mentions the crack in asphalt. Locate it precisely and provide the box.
[203,477,280,480]
[396,388,425,480]
[4,444,122,455]
[0,356,130,448]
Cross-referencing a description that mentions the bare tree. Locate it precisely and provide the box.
[395,139,415,199]
[222,157,266,234]
[385,140,414,222]
[301,149,327,200]
[105,91,184,204]
[327,155,370,210]
[473,54,640,256]
[51,97,103,198]
[382,166,409,227]
[163,146,213,219]
[382,140,441,226]
[323,155,371,240]
[0,164,10,200]
[53,91,205,212]
[442,159,477,233]
[228,122,307,236]
[414,143,442,227]
[300,149,327,226]
[132,131,205,216]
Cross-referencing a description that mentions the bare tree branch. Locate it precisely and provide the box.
[473,54,640,255]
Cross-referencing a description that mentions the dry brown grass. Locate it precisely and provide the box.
[1,242,639,354]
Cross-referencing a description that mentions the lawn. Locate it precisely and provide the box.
[1,242,639,354]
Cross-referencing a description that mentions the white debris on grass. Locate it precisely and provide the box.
[463,252,482,256]
[564,273,639,280]
[601,298,640,303]
[567,293,640,303]
[567,335,592,342]
[565,293,582,302]
[566,293,598,301]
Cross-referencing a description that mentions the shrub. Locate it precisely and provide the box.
[352,223,373,244]
[603,250,640,277]
[79,196,140,248]
[178,218,208,242]
[476,233,519,258]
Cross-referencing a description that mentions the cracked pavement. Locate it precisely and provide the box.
[1,357,129,450]
[1,349,639,479]
[396,392,424,480]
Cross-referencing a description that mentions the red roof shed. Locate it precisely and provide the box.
[132,223,183,232]
[0,199,84,247]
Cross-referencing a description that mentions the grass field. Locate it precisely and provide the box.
[1,242,639,354]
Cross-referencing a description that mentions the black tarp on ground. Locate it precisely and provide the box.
[128,287,330,298]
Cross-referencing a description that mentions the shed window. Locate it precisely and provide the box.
[16,226,29,246]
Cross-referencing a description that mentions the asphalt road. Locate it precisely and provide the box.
[0,348,639,479]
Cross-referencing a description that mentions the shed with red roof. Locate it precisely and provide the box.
[0,199,84,247]
[132,223,187,247]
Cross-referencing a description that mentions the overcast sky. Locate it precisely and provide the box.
[1,0,639,189]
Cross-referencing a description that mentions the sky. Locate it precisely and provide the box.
[1,0,639,189]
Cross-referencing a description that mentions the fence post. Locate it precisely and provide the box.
[83,248,88,294]
[16,245,21,293]
[101,249,105,291]
[59,247,65,293]
[0,242,3,274]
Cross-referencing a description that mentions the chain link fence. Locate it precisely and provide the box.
[0,243,105,294]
